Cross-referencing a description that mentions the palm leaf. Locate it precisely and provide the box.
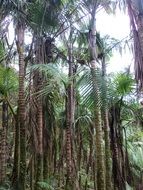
[0,66,18,97]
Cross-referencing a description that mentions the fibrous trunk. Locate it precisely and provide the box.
[102,56,112,190]
[34,37,44,190]
[0,101,8,184]
[16,22,26,190]
[89,2,105,189]
[65,44,76,190]
[11,113,20,189]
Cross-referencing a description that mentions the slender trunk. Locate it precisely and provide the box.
[53,126,57,175]
[127,0,143,88]
[16,22,26,190]
[35,73,43,190]
[65,44,75,189]
[29,72,35,190]
[43,120,49,180]
[34,37,44,190]
[110,104,126,190]
[58,127,65,188]
[89,3,105,190]
[43,145,49,180]
[102,56,112,189]
[103,110,112,189]
[92,98,105,190]
[65,126,73,188]
[85,136,92,190]
[35,92,43,190]
[30,156,35,190]
[0,100,8,183]
[0,128,6,185]
[11,113,20,189]
[0,100,7,184]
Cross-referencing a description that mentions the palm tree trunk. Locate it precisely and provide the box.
[65,89,74,189]
[0,100,7,184]
[127,0,143,88]
[30,155,35,190]
[35,98,43,190]
[102,56,112,190]
[34,37,44,190]
[11,112,20,189]
[110,104,126,190]
[0,128,6,185]
[89,2,105,190]
[16,22,26,190]
[103,110,112,189]
[65,44,75,190]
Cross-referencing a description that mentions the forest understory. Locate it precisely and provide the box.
[0,0,143,190]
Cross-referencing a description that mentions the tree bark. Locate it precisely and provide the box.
[16,22,26,190]
[89,2,105,190]
[34,37,44,190]
[65,43,76,190]
[0,100,8,184]
[102,56,112,190]
[11,112,20,189]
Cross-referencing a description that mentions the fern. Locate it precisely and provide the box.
[37,181,54,190]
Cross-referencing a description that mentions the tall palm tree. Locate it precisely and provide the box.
[108,72,135,189]
[65,36,76,190]
[87,1,106,189]
[27,1,69,187]
[0,65,18,185]
[101,53,112,190]
[33,37,44,190]
[15,21,26,190]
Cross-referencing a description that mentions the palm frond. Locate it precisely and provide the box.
[30,63,67,98]
[0,66,18,97]
[114,73,135,96]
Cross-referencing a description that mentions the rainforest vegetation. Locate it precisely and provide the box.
[0,0,143,190]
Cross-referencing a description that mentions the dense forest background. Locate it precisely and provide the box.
[0,0,143,190]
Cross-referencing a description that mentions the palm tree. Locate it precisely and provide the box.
[108,72,135,189]
[87,1,106,189]
[33,37,44,190]
[13,1,28,187]
[27,0,68,187]
[65,35,76,190]
[100,48,112,190]
[125,0,143,89]
[2,0,143,189]
[0,65,18,185]
[0,6,15,184]
[15,21,26,190]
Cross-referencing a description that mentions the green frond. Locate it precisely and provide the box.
[27,0,63,33]
[77,66,104,110]
[30,63,68,86]
[0,66,18,97]
[30,63,67,98]
[114,73,135,96]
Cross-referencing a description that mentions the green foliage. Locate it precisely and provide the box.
[78,169,94,188]
[0,40,5,61]
[27,0,64,33]
[126,182,133,190]
[0,181,10,190]
[30,63,67,97]
[114,73,135,96]
[37,177,58,190]
[1,0,143,189]
[0,66,18,97]
[37,181,54,190]
[77,66,103,110]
